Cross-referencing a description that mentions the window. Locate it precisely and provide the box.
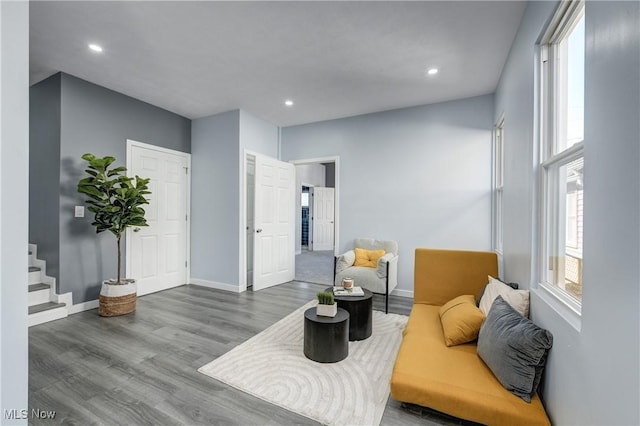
[539,0,585,311]
[493,119,504,253]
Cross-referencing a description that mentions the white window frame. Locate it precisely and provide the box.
[538,0,585,314]
[493,117,505,254]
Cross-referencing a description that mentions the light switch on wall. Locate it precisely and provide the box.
[75,206,85,218]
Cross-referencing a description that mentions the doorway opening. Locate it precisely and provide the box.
[301,186,311,251]
[291,157,339,286]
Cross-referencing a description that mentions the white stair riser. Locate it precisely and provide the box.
[29,289,50,306]
[28,243,71,326]
[28,307,67,327]
[28,270,42,285]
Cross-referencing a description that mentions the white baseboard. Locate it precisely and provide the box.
[190,278,242,293]
[68,299,99,314]
[391,288,414,298]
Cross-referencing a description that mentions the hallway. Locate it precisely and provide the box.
[294,250,333,286]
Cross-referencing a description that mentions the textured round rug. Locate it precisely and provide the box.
[198,300,408,426]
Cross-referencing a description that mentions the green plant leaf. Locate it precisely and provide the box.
[78,153,152,282]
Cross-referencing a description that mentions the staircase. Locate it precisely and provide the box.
[28,244,72,327]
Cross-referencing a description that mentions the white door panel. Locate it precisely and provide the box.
[312,187,335,251]
[129,144,189,296]
[253,155,295,290]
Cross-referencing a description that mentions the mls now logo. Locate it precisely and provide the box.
[31,409,56,419]
[4,409,56,420]
[3,410,28,420]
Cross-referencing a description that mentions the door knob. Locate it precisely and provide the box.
[256,228,263,233]
[133,227,141,232]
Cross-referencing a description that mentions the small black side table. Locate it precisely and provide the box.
[326,287,373,341]
[303,307,349,363]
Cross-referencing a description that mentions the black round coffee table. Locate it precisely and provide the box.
[303,307,349,363]
[326,287,373,341]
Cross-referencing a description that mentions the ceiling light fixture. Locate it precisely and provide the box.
[88,44,103,53]
[285,100,294,107]
[427,68,439,75]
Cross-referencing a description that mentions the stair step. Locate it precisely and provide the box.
[29,283,50,292]
[28,302,65,315]
[28,266,41,273]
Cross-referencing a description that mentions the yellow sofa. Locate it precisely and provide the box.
[390,249,551,426]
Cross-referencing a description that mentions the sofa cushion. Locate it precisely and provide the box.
[438,295,485,347]
[335,250,355,273]
[391,303,551,426]
[413,249,498,306]
[354,248,386,268]
[477,296,553,403]
[334,266,387,293]
[479,276,530,317]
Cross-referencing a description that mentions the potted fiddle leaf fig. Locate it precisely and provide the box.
[316,291,337,317]
[77,153,151,317]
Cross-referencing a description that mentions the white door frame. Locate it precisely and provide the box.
[290,156,340,255]
[240,149,259,292]
[239,152,340,292]
[125,139,192,286]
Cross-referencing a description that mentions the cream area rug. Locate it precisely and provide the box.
[198,300,408,426]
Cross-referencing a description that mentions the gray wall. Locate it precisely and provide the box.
[324,162,335,188]
[494,1,640,424]
[239,109,279,158]
[191,109,279,289]
[30,73,61,282]
[281,95,494,292]
[1,0,29,420]
[30,72,191,303]
[191,110,241,286]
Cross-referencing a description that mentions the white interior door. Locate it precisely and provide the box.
[253,154,295,290]
[128,142,189,296]
[312,187,335,251]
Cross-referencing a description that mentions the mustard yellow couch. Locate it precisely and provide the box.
[390,248,551,426]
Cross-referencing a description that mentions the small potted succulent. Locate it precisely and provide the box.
[77,153,151,317]
[316,291,337,317]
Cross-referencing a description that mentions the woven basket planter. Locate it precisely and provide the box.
[98,279,137,317]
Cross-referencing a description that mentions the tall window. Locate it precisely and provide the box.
[493,119,504,253]
[539,0,585,311]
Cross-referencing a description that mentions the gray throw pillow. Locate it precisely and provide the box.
[477,296,553,402]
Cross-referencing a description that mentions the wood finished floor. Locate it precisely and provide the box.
[29,281,474,426]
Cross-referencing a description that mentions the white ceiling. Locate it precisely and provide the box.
[30,1,526,127]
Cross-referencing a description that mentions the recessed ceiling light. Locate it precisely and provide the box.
[427,68,439,75]
[88,44,103,53]
[285,100,294,107]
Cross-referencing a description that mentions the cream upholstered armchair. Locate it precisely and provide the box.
[334,238,399,313]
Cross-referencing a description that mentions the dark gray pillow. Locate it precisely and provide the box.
[477,296,553,402]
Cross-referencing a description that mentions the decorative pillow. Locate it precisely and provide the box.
[438,295,485,347]
[479,276,530,317]
[354,248,386,268]
[477,296,553,402]
[336,250,356,273]
[476,280,518,305]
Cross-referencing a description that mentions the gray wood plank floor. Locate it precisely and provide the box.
[29,281,474,426]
